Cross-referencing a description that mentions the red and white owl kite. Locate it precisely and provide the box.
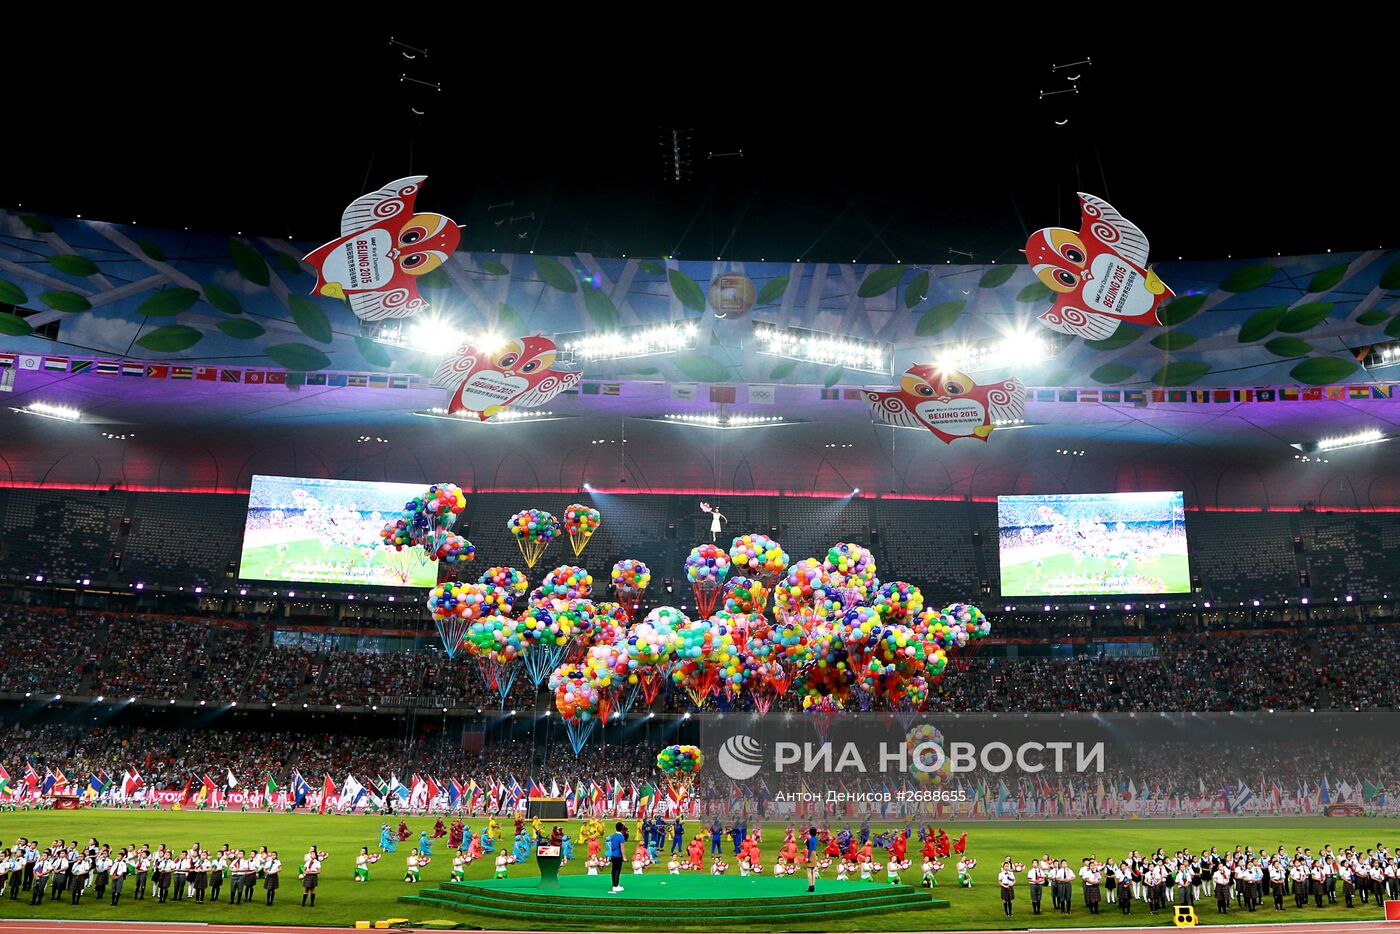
[431,335,580,420]
[1025,192,1173,340]
[303,175,461,321]
[862,365,1026,444]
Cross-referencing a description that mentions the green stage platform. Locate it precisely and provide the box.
[400,873,947,926]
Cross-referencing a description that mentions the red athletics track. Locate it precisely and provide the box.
[0,920,1394,934]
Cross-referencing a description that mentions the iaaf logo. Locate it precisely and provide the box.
[716,731,1103,781]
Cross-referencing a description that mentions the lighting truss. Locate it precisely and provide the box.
[644,413,800,431]
[1315,428,1387,451]
[751,321,892,375]
[556,322,700,362]
[13,401,82,422]
[934,333,1069,373]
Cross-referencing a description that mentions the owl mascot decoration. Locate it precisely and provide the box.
[863,365,1026,444]
[1025,192,1172,340]
[432,335,580,420]
[303,175,461,321]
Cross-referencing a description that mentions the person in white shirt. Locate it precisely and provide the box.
[229,852,247,904]
[300,847,322,907]
[244,850,263,904]
[94,851,112,901]
[209,851,226,902]
[1174,863,1194,906]
[1026,860,1045,914]
[998,861,1016,917]
[358,847,374,883]
[70,854,92,905]
[110,849,129,906]
[263,852,281,906]
[1080,859,1102,914]
[133,850,150,900]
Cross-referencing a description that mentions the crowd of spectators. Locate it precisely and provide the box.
[0,607,1394,714]
[1315,625,1400,709]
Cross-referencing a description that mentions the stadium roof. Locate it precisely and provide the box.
[2,29,1397,507]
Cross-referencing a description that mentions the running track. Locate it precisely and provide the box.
[0,919,1393,934]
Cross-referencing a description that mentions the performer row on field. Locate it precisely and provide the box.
[997,843,1400,917]
[1,837,326,908]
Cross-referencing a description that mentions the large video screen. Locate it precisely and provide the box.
[997,491,1189,597]
[238,475,435,587]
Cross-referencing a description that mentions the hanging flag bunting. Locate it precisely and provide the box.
[863,364,1026,443]
[303,175,461,321]
[1026,192,1174,340]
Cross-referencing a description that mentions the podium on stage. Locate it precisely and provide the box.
[535,845,562,889]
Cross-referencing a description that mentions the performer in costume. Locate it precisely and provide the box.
[379,824,397,853]
[355,847,372,883]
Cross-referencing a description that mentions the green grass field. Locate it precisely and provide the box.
[1000,551,1191,598]
[0,811,1394,930]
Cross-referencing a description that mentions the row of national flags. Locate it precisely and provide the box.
[0,353,424,389]
[1030,385,1395,404]
[4,351,1395,403]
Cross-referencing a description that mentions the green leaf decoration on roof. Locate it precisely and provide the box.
[903,271,929,309]
[1290,357,1359,385]
[287,294,333,344]
[1219,265,1276,293]
[533,255,577,293]
[857,266,903,299]
[0,312,33,336]
[40,290,91,313]
[1264,337,1312,357]
[229,239,270,287]
[667,269,705,312]
[264,343,331,372]
[1276,302,1332,333]
[137,288,200,317]
[47,254,99,277]
[1158,295,1207,326]
[216,318,266,340]
[136,325,202,353]
[914,300,964,337]
[1238,306,1287,343]
[1089,363,1135,384]
[203,283,244,315]
[757,275,790,306]
[978,266,1016,288]
[1306,263,1348,294]
[1151,361,1212,386]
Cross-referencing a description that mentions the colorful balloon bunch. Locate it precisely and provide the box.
[671,618,737,704]
[655,744,704,776]
[478,567,529,609]
[685,544,731,617]
[549,663,599,722]
[423,482,467,518]
[519,604,574,648]
[773,558,831,620]
[723,577,762,615]
[564,503,602,556]
[429,532,476,569]
[541,564,593,601]
[427,581,488,622]
[464,613,525,663]
[873,581,924,624]
[508,508,560,568]
[728,533,789,585]
[823,542,878,600]
[906,723,950,785]
[380,517,415,549]
[610,559,651,618]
